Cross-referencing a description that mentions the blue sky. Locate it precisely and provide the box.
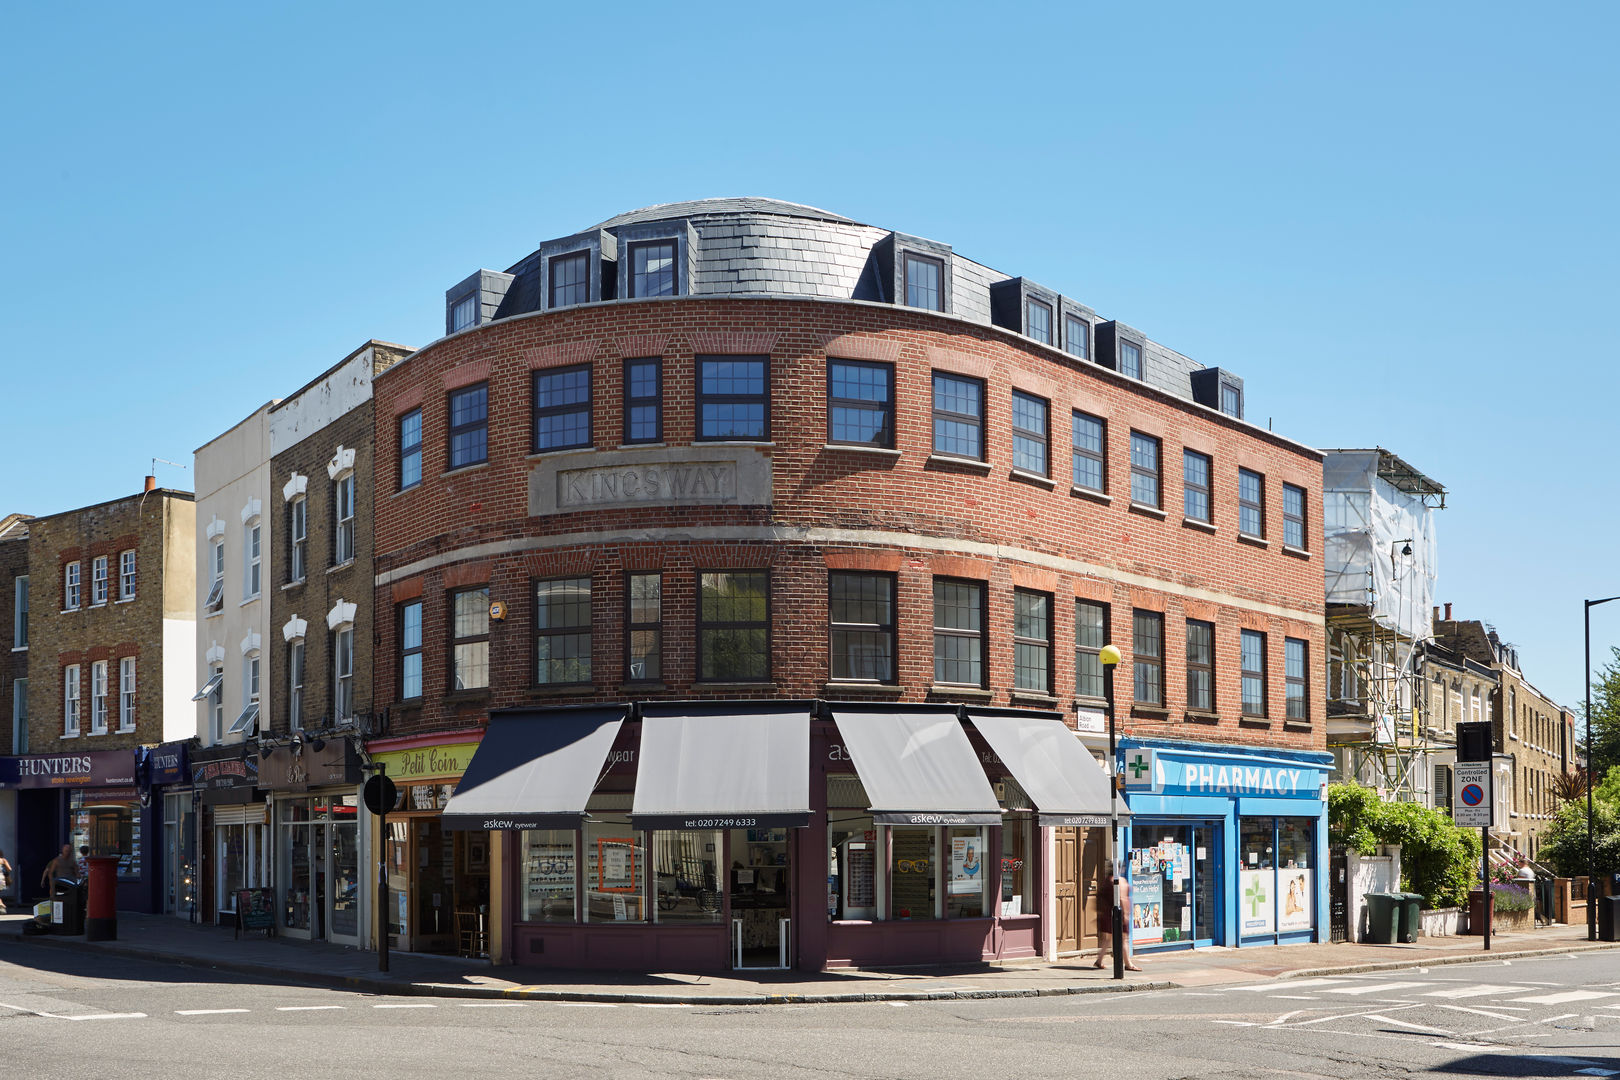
[2,3,1615,708]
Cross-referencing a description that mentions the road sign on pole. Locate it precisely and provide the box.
[1453,762,1492,827]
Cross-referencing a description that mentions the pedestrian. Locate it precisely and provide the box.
[41,843,75,894]
[0,847,12,913]
[1092,859,1143,972]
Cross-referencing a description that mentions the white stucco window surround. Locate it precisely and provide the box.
[205,517,227,541]
[239,496,263,525]
[205,642,226,665]
[282,472,308,503]
[283,615,308,643]
[239,630,262,656]
[327,446,357,480]
[326,599,357,630]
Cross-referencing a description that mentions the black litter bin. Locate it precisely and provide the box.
[1364,892,1399,944]
[1600,895,1620,942]
[1395,893,1423,943]
[1535,877,1554,924]
[52,879,84,935]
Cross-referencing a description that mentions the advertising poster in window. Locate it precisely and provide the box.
[1278,869,1313,933]
[1130,873,1163,944]
[1240,869,1276,936]
[949,836,982,896]
[597,839,637,893]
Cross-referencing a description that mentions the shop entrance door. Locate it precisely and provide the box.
[1053,827,1079,953]
[730,827,791,969]
[402,818,490,956]
[1128,820,1221,950]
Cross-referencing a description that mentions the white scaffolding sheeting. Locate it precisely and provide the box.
[1323,450,1437,641]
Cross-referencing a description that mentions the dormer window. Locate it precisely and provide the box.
[629,241,677,298]
[450,293,477,333]
[1120,341,1142,380]
[550,251,590,307]
[904,253,944,311]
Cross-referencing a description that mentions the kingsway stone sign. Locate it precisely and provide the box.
[558,462,737,508]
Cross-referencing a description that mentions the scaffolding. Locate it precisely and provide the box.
[1322,449,1446,801]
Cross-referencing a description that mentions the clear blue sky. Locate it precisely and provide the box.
[3,3,1615,709]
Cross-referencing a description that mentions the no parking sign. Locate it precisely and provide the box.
[1453,762,1492,827]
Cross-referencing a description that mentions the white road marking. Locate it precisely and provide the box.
[1511,991,1617,1005]
[373,1003,437,1009]
[887,1002,909,1007]
[632,1003,691,1009]
[1363,1013,1452,1034]
[1211,1020,1256,1026]
[1231,979,1346,992]
[1433,1003,1531,1021]
[1420,984,1532,999]
[557,1002,616,1008]
[457,1002,529,1008]
[1433,1042,1495,1051]
[1537,1012,1580,1024]
[177,1009,249,1016]
[1321,981,1429,996]
[277,1006,346,1011]
[1264,1010,1306,1026]
[61,1013,147,1021]
[1269,995,1319,1001]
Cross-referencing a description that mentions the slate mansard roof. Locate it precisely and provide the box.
[450,197,1235,409]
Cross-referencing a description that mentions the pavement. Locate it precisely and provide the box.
[1,910,1613,1005]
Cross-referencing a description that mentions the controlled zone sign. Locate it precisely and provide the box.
[1453,762,1493,827]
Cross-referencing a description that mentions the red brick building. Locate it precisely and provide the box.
[369,199,1328,970]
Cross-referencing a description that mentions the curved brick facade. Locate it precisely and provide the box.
[372,295,1324,746]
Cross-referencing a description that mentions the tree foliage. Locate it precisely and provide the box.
[1327,783,1481,908]
[1582,645,1620,778]
[1539,767,1620,880]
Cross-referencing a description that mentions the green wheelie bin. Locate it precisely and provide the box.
[1364,892,1399,944]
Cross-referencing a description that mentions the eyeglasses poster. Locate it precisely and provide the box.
[948,836,982,896]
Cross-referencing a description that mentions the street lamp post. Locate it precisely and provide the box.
[1585,596,1620,941]
[1100,643,1124,981]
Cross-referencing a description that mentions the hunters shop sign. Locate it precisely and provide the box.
[0,750,135,789]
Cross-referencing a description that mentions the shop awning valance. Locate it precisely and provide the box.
[965,708,1126,828]
[630,702,812,830]
[441,706,626,831]
[829,706,1002,827]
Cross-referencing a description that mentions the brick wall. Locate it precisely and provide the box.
[268,401,377,735]
[0,531,28,751]
[371,298,1325,750]
[1496,668,1571,857]
[25,491,193,752]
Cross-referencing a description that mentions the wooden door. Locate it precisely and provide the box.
[1054,827,1079,953]
[1080,828,1103,951]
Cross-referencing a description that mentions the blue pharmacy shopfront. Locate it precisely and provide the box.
[1118,738,1331,951]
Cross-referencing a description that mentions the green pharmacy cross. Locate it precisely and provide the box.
[1127,752,1151,780]
[1245,877,1268,918]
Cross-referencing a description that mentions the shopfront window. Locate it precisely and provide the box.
[945,826,987,918]
[521,829,577,923]
[1277,818,1315,935]
[828,810,877,921]
[653,830,723,923]
[1239,817,1277,938]
[71,790,141,881]
[1000,814,1034,917]
[889,827,937,921]
[584,818,645,923]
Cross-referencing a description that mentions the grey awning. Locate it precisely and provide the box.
[829,706,1002,826]
[631,702,812,830]
[442,706,626,831]
[966,708,1126,827]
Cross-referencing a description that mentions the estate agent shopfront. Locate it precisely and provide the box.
[1119,738,1331,952]
[446,702,1115,973]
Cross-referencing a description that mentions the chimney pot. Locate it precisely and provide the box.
[144,475,157,492]
[1444,602,1452,621]
[1432,605,1440,625]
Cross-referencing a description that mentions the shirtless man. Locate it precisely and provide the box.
[40,843,76,893]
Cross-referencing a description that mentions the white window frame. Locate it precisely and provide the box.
[334,626,354,721]
[118,657,136,732]
[90,660,109,734]
[290,496,307,582]
[288,638,305,731]
[12,574,26,649]
[244,521,261,600]
[206,540,225,613]
[11,676,26,754]
[91,555,109,606]
[64,561,81,611]
[118,549,136,601]
[335,473,356,565]
[209,664,225,743]
[63,665,80,737]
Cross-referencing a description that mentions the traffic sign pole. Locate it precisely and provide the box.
[1453,760,1493,952]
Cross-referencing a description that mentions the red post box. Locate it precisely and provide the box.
[86,856,119,941]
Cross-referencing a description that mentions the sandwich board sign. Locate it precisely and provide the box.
[1453,762,1492,828]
